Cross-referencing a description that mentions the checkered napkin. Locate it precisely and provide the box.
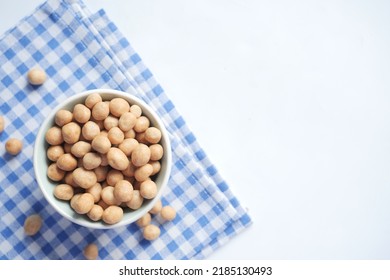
[0,0,251,259]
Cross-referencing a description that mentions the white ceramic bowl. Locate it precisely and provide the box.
[33,89,172,229]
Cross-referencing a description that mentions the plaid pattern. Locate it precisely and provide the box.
[0,0,251,259]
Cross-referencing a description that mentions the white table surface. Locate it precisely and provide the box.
[1,0,390,260]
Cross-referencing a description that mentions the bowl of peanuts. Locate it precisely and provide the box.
[33,89,172,229]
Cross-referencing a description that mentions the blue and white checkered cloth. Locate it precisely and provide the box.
[0,0,251,259]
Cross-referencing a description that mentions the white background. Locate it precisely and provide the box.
[1,0,390,259]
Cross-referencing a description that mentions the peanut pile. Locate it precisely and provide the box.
[45,93,164,225]
[16,70,178,259]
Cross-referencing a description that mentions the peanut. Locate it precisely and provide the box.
[5,138,23,155]
[24,214,42,236]
[27,68,46,85]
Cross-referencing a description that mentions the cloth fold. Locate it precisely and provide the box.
[0,0,251,260]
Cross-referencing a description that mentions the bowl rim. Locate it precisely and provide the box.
[33,88,172,229]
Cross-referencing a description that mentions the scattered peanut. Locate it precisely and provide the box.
[5,138,23,155]
[27,68,46,85]
[136,213,151,227]
[143,224,160,241]
[83,243,99,260]
[160,205,176,221]
[24,214,42,236]
[149,200,162,215]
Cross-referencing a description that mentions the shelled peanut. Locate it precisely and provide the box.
[135,199,177,241]
[83,243,99,260]
[45,93,165,225]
